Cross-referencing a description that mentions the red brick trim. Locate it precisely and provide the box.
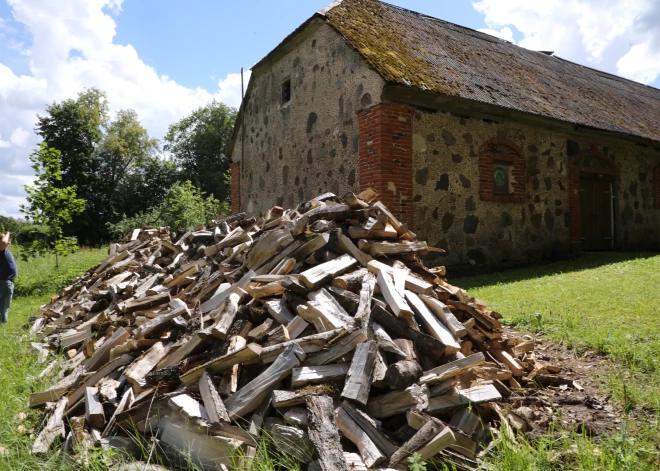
[654,163,660,209]
[568,145,618,242]
[357,103,414,228]
[478,133,525,203]
[230,162,241,215]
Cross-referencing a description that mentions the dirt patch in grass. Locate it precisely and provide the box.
[503,326,631,441]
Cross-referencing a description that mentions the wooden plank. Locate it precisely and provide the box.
[376,271,413,319]
[32,397,68,455]
[366,384,429,419]
[224,343,306,419]
[291,363,350,388]
[427,384,502,414]
[419,353,486,385]
[341,401,397,459]
[300,254,358,290]
[367,260,433,295]
[341,341,377,405]
[420,295,467,338]
[406,290,461,353]
[371,305,446,361]
[84,387,105,429]
[306,396,349,471]
[180,343,262,386]
[335,406,386,468]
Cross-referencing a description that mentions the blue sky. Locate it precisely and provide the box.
[0,0,659,217]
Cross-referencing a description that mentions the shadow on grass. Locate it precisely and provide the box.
[450,251,659,290]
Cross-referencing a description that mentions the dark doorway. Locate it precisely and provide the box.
[579,178,614,250]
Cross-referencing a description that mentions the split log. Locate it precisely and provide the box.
[271,424,314,463]
[84,387,105,429]
[376,271,413,319]
[263,298,295,325]
[261,328,344,364]
[331,268,368,292]
[389,420,442,466]
[366,384,429,419]
[427,384,502,414]
[405,291,460,353]
[416,427,456,460]
[419,353,486,385]
[125,342,172,392]
[300,254,358,290]
[335,406,386,468]
[341,340,377,405]
[291,363,350,388]
[420,295,467,338]
[199,371,230,423]
[306,396,348,471]
[304,327,368,366]
[367,260,433,295]
[341,401,397,459]
[169,394,209,421]
[32,397,68,455]
[180,343,262,386]
[371,306,446,361]
[224,343,306,419]
[384,360,423,390]
[83,327,130,372]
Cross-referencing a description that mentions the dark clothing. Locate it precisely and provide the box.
[0,248,17,280]
[0,280,13,323]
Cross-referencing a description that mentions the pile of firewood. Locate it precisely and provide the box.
[27,190,548,470]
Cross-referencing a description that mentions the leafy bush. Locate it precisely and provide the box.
[107,180,229,240]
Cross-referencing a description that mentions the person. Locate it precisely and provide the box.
[0,232,17,324]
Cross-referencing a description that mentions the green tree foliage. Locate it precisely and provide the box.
[19,144,86,268]
[107,181,229,239]
[164,100,237,202]
[35,89,179,245]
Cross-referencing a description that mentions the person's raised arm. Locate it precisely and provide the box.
[0,232,10,251]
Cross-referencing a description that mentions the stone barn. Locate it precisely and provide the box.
[228,0,660,266]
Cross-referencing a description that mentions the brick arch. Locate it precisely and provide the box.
[479,133,525,203]
[567,144,619,243]
[654,163,660,209]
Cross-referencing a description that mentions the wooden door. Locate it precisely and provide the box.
[580,178,613,250]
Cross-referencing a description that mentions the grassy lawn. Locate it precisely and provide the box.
[454,252,660,470]
[0,247,108,470]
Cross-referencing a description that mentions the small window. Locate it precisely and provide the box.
[281,79,291,105]
[493,163,510,195]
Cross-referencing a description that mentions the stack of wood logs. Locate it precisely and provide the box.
[27,190,547,470]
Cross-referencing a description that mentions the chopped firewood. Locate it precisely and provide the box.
[306,396,348,471]
[24,192,543,468]
[291,363,350,388]
[335,406,386,468]
[367,384,429,419]
[224,343,306,419]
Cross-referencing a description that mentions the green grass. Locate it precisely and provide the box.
[454,252,660,470]
[0,246,107,470]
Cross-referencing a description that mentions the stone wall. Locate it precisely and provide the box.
[232,22,385,215]
[411,109,660,266]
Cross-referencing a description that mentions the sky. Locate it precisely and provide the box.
[1,0,659,218]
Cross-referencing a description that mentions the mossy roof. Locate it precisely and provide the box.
[317,0,660,144]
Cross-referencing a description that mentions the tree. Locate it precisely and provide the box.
[164,101,237,202]
[20,144,86,268]
[35,88,108,244]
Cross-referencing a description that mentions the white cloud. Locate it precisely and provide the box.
[472,0,660,83]
[0,0,247,218]
[478,27,515,43]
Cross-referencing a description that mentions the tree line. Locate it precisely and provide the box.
[8,88,237,259]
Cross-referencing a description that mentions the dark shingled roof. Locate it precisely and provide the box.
[319,0,660,144]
